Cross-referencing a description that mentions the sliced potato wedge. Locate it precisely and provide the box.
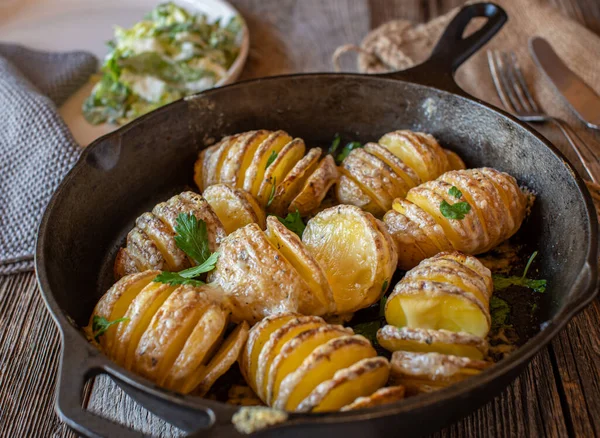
[119,228,166,274]
[390,351,491,390]
[377,325,488,360]
[265,216,334,313]
[302,205,397,314]
[163,304,229,393]
[243,131,293,198]
[335,170,384,216]
[385,280,490,337]
[135,212,187,271]
[112,281,176,368]
[193,146,210,192]
[203,184,266,234]
[241,313,300,393]
[383,209,434,270]
[265,325,352,405]
[88,271,157,352]
[257,138,306,206]
[364,142,421,189]
[255,316,325,401]
[444,149,466,171]
[269,148,322,216]
[273,335,376,411]
[132,285,210,384]
[207,223,320,323]
[289,155,339,216]
[340,385,406,411]
[392,198,453,252]
[192,321,250,396]
[297,356,390,412]
[203,135,239,188]
[219,131,270,188]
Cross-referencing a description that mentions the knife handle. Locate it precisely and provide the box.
[551,118,600,184]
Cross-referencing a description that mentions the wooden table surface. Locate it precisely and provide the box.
[2,0,600,437]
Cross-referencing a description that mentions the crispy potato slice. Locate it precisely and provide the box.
[379,131,449,182]
[385,280,490,337]
[194,146,211,192]
[265,216,334,313]
[204,184,266,234]
[340,385,406,411]
[302,205,396,314]
[207,223,320,323]
[114,248,140,278]
[274,335,376,411]
[120,228,166,274]
[243,131,293,198]
[297,357,390,412]
[203,135,240,188]
[135,212,187,271]
[435,252,493,294]
[256,316,325,401]
[392,198,453,252]
[364,142,421,188]
[192,321,250,396]
[257,138,306,205]
[112,281,176,368]
[383,209,435,270]
[390,351,491,390]
[220,131,271,188]
[269,148,322,216]
[340,148,407,213]
[163,303,229,393]
[152,191,226,253]
[289,155,339,215]
[335,170,384,216]
[266,325,352,405]
[133,285,210,384]
[377,325,488,360]
[88,271,157,352]
[444,149,466,171]
[241,313,300,393]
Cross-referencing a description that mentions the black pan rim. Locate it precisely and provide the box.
[35,71,599,427]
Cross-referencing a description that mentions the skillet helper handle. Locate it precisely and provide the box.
[385,2,507,94]
[56,335,146,438]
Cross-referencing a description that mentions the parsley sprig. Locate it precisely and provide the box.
[440,186,471,219]
[92,315,129,342]
[267,177,276,207]
[265,150,278,169]
[493,251,547,293]
[489,295,511,330]
[154,213,220,286]
[329,133,363,164]
[276,209,305,237]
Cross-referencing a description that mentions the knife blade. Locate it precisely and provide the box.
[529,36,600,130]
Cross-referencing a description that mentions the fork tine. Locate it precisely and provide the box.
[490,50,524,114]
[487,50,516,113]
[502,52,535,113]
[509,52,540,113]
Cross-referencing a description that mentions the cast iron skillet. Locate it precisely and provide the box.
[35,3,599,437]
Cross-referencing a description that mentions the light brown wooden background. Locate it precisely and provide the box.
[2,0,600,437]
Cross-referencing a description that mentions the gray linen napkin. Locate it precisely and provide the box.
[0,44,97,275]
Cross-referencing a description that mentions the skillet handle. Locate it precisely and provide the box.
[383,2,507,94]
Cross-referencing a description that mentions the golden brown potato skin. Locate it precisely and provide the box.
[114,191,226,279]
[384,167,528,269]
[336,130,465,214]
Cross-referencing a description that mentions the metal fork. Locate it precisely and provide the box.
[487,50,600,184]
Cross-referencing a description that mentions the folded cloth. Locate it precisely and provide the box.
[0,44,97,275]
[333,0,600,181]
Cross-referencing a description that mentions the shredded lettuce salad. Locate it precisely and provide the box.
[83,2,242,125]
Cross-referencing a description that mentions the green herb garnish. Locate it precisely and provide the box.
[490,295,511,330]
[335,141,363,164]
[352,320,381,344]
[265,150,278,169]
[92,315,129,342]
[154,213,220,286]
[277,209,305,238]
[493,251,547,293]
[267,177,276,207]
[329,133,341,155]
[440,199,471,220]
[449,186,462,199]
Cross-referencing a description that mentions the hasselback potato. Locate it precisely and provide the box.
[384,167,528,269]
[336,131,466,216]
[240,313,396,412]
[194,130,339,216]
[114,189,266,279]
[384,251,493,338]
[87,271,249,395]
